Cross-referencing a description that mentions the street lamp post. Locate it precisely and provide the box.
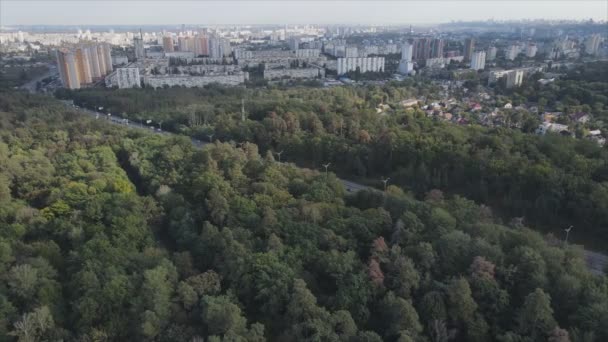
[323,163,331,178]
[381,177,390,191]
[564,225,573,246]
[275,150,284,163]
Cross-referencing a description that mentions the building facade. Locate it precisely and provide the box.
[464,38,475,61]
[526,43,537,58]
[117,67,140,88]
[163,36,174,52]
[143,72,248,88]
[56,49,80,89]
[401,42,413,62]
[585,34,601,55]
[470,51,486,70]
[56,42,113,89]
[506,45,519,60]
[488,69,525,88]
[263,67,324,80]
[337,57,385,75]
[134,37,145,60]
[487,46,497,61]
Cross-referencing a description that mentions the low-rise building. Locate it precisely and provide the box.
[400,99,419,107]
[142,72,248,88]
[295,49,321,58]
[263,67,324,80]
[536,122,569,135]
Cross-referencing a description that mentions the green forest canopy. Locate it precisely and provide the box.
[0,90,607,341]
[57,67,608,247]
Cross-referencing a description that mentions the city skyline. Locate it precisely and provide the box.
[2,0,607,27]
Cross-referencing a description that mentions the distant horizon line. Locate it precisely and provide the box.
[2,19,606,29]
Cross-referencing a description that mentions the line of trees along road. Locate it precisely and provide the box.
[0,90,607,341]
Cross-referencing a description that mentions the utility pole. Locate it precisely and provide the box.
[564,225,573,246]
[381,177,390,191]
[241,98,246,122]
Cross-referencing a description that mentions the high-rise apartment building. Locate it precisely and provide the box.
[430,39,444,58]
[470,51,486,70]
[401,42,413,62]
[56,49,80,89]
[56,43,113,89]
[506,70,524,88]
[585,34,601,55]
[506,45,519,60]
[163,36,174,52]
[337,57,385,75]
[75,47,92,84]
[116,67,141,88]
[487,46,497,61]
[411,38,431,60]
[464,38,475,61]
[134,37,145,60]
[526,43,537,58]
[289,37,300,51]
[345,46,358,58]
[96,43,112,75]
[194,36,209,56]
[87,45,101,79]
[488,69,524,88]
[178,36,196,52]
[209,37,231,58]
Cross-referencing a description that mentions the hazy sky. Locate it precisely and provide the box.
[2,1,607,26]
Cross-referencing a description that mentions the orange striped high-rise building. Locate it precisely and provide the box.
[56,42,113,89]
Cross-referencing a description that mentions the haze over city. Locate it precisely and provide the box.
[2,0,607,26]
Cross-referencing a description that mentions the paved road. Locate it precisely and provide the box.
[62,101,607,276]
[61,100,371,192]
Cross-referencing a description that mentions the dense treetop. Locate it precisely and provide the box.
[0,90,607,341]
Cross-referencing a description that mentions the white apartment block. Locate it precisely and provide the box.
[361,45,379,57]
[345,47,358,58]
[487,46,497,61]
[116,67,141,88]
[380,44,398,54]
[526,44,537,58]
[470,51,486,70]
[585,34,601,55]
[506,70,524,88]
[337,57,385,75]
[506,45,519,60]
[488,69,525,88]
[295,49,321,58]
[398,60,414,75]
[401,43,413,62]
